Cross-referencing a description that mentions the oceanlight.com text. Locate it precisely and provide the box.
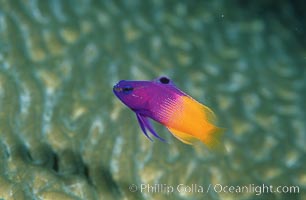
[128,183,299,196]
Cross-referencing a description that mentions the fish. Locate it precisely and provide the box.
[113,76,224,151]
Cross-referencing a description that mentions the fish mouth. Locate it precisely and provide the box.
[113,85,122,92]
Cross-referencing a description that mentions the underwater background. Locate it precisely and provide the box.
[0,0,305,199]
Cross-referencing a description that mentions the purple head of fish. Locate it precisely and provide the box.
[113,76,183,113]
[113,80,151,110]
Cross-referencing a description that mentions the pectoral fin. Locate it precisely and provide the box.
[136,114,166,142]
[136,114,152,141]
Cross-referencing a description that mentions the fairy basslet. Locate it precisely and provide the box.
[113,76,224,151]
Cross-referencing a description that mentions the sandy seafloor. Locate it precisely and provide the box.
[0,0,305,199]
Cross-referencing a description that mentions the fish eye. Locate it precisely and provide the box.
[159,77,170,84]
[122,85,133,94]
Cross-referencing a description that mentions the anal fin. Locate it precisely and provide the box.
[167,127,226,153]
[167,127,198,145]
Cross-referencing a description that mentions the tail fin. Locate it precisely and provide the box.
[201,127,225,153]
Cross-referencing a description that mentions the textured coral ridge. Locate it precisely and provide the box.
[0,0,305,200]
